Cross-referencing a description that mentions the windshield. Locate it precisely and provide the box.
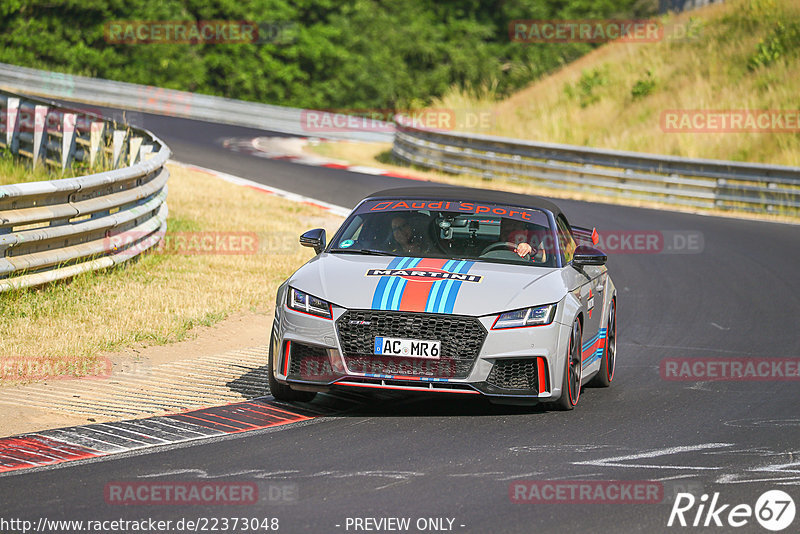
[329,199,558,267]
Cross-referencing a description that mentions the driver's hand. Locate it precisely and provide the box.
[515,242,533,257]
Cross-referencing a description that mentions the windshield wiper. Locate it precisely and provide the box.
[329,248,398,256]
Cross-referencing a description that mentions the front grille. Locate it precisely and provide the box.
[486,358,540,391]
[287,342,336,382]
[336,311,487,379]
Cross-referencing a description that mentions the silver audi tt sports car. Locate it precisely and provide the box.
[270,186,616,410]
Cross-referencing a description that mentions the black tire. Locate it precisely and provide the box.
[589,298,616,387]
[268,332,317,403]
[553,318,582,411]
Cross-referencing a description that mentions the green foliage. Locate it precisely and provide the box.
[0,0,650,110]
[564,67,609,108]
[748,21,800,69]
[631,70,656,99]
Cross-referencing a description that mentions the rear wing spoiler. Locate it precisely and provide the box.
[572,226,599,247]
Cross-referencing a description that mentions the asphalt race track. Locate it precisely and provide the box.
[1,110,799,533]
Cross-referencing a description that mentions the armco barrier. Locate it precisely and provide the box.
[0,62,392,143]
[0,90,170,292]
[392,116,800,217]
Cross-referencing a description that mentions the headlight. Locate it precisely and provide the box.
[492,304,556,329]
[287,288,333,319]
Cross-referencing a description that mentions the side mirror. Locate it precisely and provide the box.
[573,244,607,267]
[300,228,326,254]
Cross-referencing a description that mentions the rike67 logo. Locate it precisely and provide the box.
[668,490,795,531]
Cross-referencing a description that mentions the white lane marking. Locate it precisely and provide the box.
[138,468,210,478]
[497,472,543,481]
[510,444,616,454]
[618,342,762,356]
[448,472,505,478]
[573,442,733,470]
[145,418,222,436]
[42,430,126,452]
[97,423,170,444]
[717,474,800,484]
[346,165,389,175]
[724,418,800,428]
[688,382,714,391]
[170,160,350,217]
[710,322,730,330]
[79,426,150,446]
[716,454,800,484]
[559,473,607,480]
[652,474,700,482]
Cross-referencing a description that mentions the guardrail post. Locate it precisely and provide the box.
[139,144,154,161]
[61,113,77,172]
[129,136,143,166]
[32,105,48,168]
[112,129,126,169]
[5,97,20,154]
[89,121,105,168]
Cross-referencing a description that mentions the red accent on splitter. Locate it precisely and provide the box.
[282,340,291,376]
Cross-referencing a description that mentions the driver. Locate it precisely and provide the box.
[389,215,430,255]
[500,218,544,261]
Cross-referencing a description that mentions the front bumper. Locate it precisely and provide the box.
[272,301,570,400]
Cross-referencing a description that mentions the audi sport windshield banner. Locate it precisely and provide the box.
[358,200,550,226]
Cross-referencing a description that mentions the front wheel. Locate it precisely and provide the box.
[268,332,317,403]
[553,318,582,411]
[589,298,616,387]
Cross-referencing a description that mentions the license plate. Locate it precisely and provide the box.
[374,337,441,359]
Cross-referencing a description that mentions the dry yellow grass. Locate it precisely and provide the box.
[435,0,800,166]
[0,163,343,381]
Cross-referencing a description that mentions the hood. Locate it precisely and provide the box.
[287,253,568,316]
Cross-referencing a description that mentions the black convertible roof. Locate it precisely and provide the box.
[365,185,563,217]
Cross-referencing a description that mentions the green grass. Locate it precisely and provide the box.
[0,149,54,185]
[0,144,123,186]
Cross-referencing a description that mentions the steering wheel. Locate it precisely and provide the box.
[480,241,531,260]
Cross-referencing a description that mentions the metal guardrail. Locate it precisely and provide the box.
[0,90,170,292]
[0,62,393,143]
[392,117,800,217]
[659,0,722,15]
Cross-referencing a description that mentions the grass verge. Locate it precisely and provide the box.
[0,142,123,185]
[0,163,344,383]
